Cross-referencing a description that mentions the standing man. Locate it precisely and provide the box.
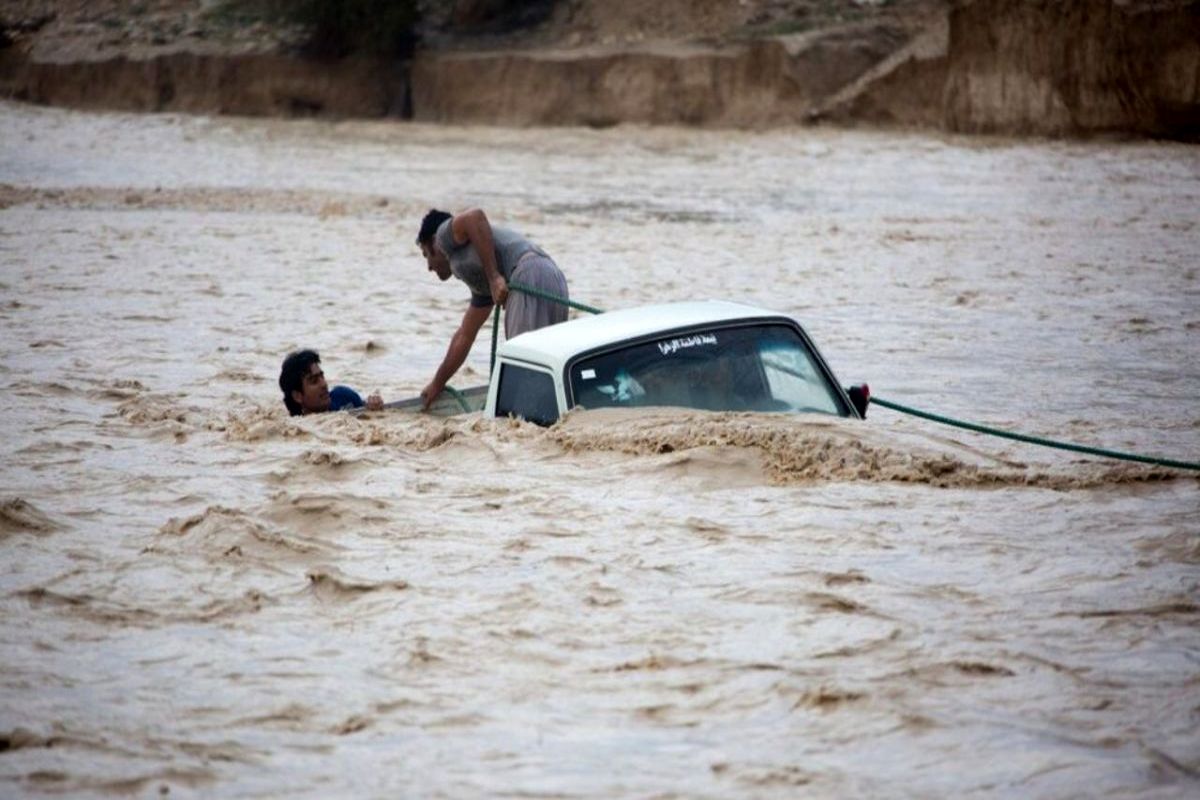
[416,208,569,410]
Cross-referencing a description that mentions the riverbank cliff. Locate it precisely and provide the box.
[1,0,1197,139]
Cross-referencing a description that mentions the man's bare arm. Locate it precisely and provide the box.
[421,303,493,410]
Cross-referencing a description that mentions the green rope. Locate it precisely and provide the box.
[508,280,605,316]
[442,385,474,414]
[870,395,1200,472]
[489,303,501,378]
[489,281,606,379]
[488,283,1198,471]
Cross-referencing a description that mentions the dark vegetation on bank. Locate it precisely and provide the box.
[207,0,421,59]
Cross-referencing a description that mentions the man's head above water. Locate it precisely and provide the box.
[279,349,330,416]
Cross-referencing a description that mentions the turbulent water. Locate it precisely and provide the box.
[1,101,1198,798]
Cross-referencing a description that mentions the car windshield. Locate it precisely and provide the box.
[569,323,849,416]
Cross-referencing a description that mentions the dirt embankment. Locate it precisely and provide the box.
[1,0,1197,139]
[941,0,1200,137]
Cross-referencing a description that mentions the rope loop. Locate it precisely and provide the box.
[491,281,602,378]
[442,385,474,414]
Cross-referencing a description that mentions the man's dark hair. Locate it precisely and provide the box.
[279,349,321,416]
[417,209,452,246]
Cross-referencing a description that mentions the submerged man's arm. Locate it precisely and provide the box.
[451,208,508,308]
[421,303,493,411]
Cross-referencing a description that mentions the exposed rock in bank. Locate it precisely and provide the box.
[809,15,950,129]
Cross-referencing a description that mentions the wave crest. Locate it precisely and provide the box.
[156,505,326,561]
[549,409,1183,489]
[0,498,60,538]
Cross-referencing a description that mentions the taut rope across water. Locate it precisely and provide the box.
[475,283,1200,472]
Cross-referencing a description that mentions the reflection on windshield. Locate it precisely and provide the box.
[570,324,847,416]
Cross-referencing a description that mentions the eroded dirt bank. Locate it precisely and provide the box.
[941,0,1200,138]
[0,0,1197,137]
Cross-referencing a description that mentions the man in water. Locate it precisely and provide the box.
[416,207,569,410]
[278,349,383,416]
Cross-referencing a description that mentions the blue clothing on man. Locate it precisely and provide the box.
[329,385,365,412]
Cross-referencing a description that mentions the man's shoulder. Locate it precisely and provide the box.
[436,218,460,250]
[329,385,364,411]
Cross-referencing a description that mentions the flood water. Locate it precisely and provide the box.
[1,101,1198,798]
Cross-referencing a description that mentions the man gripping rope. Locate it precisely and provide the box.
[415,208,569,410]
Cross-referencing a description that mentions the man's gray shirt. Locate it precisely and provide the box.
[436,220,547,307]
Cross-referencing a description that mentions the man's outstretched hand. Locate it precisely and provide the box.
[420,382,443,412]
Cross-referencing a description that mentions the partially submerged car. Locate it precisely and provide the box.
[397,301,868,424]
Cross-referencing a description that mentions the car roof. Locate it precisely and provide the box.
[497,300,793,369]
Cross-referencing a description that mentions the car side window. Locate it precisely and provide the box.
[495,364,559,426]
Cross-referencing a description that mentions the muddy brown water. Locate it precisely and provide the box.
[1,101,1198,797]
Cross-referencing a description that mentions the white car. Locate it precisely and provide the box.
[444,300,866,424]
